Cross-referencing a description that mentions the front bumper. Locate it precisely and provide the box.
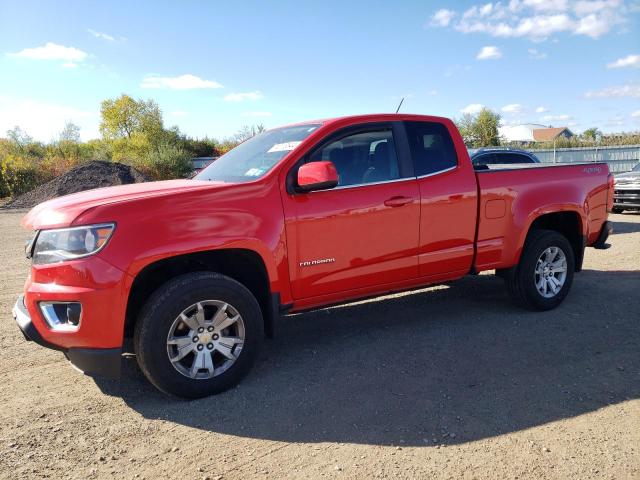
[613,188,640,209]
[13,296,121,377]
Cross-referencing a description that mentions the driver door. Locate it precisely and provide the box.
[281,123,421,300]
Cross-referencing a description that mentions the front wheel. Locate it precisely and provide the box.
[134,272,263,398]
[611,207,624,214]
[504,230,575,311]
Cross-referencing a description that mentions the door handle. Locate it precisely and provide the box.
[384,196,413,207]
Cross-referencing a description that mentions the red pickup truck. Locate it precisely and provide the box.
[13,114,614,398]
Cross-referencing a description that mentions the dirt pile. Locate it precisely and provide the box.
[5,161,150,209]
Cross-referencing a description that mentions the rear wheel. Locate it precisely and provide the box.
[134,272,263,398]
[504,230,574,311]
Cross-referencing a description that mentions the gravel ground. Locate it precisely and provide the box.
[0,210,638,480]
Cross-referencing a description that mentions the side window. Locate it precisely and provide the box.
[496,153,533,164]
[308,129,400,187]
[473,154,496,166]
[404,121,457,176]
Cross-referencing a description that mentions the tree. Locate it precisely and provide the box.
[99,95,163,140]
[59,121,81,143]
[582,128,600,141]
[6,126,33,153]
[234,124,266,143]
[455,108,501,148]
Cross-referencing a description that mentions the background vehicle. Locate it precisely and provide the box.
[191,156,217,174]
[13,114,614,398]
[612,162,640,213]
[470,148,540,167]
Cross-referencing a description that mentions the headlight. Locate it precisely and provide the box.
[32,223,115,265]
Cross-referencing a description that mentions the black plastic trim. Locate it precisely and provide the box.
[592,221,613,250]
[65,348,121,378]
[297,179,338,193]
[575,235,587,272]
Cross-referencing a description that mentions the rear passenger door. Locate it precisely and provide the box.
[404,121,478,277]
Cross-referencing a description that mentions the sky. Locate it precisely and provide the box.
[0,0,639,142]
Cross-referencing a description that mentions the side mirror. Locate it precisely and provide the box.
[297,161,338,192]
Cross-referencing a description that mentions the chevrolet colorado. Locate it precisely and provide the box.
[12,114,614,398]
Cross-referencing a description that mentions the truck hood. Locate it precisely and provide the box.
[22,179,224,230]
[614,171,640,187]
[615,171,640,180]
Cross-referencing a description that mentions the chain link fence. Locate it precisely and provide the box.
[527,145,640,173]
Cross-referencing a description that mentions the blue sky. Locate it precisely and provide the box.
[1,0,639,141]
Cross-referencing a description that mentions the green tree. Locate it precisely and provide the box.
[475,108,501,147]
[6,126,33,153]
[59,121,81,143]
[99,95,163,140]
[139,142,192,180]
[582,128,600,141]
[455,108,501,147]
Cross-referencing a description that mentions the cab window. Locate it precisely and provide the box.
[404,121,457,176]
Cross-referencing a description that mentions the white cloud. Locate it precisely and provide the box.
[427,89,438,96]
[477,45,502,60]
[585,83,640,98]
[461,103,485,115]
[607,54,640,68]
[87,28,115,41]
[0,98,97,141]
[141,74,222,90]
[8,42,88,67]
[630,110,640,118]
[524,0,569,11]
[502,103,523,113]
[574,13,614,37]
[170,110,188,117]
[223,91,263,102]
[430,0,627,40]
[542,114,571,121]
[535,106,548,113]
[241,111,272,117]
[430,9,456,27]
[574,0,623,16]
[528,48,547,59]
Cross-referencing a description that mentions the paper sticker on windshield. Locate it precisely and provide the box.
[245,168,264,177]
[268,141,302,153]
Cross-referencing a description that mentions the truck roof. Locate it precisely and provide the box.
[277,113,453,130]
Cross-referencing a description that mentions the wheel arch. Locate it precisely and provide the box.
[518,210,585,272]
[124,248,277,340]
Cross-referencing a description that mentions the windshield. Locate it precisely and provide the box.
[196,124,321,183]
[633,162,640,172]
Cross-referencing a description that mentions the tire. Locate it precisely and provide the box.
[611,207,624,214]
[504,229,575,311]
[134,272,263,399]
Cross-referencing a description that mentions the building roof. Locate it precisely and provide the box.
[532,127,573,142]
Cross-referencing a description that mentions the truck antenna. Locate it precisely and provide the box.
[395,97,404,114]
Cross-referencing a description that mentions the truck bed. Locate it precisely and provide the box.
[474,162,611,271]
